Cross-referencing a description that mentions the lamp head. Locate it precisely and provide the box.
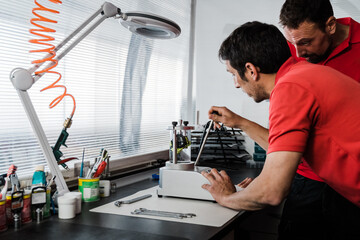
[120,12,181,39]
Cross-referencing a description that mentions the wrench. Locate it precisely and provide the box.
[131,208,196,219]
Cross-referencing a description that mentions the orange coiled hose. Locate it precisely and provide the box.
[29,0,76,118]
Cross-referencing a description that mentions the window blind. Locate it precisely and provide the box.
[0,0,192,178]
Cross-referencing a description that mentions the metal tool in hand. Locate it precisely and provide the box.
[114,194,152,207]
[194,120,214,166]
[131,208,196,219]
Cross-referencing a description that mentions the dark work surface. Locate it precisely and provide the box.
[2,220,187,240]
[1,167,262,240]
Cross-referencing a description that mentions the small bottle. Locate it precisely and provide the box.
[31,165,46,187]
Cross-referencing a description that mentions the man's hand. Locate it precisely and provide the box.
[208,106,270,151]
[208,106,244,129]
[201,168,236,204]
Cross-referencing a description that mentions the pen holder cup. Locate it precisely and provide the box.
[78,177,100,202]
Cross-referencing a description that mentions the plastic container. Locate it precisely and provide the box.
[99,180,110,197]
[0,199,7,232]
[57,196,76,219]
[21,190,32,224]
[43,187,51,218]
[64,192,82,214]
[78,178,100,202]
[5,190,32,225]
[31,186,51,220]
[111,182,117,194]
[31,166,48,220]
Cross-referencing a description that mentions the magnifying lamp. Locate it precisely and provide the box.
[121,12,181,39]
[9,2,181,196]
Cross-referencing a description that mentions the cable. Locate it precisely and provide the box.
[29,0,76,118]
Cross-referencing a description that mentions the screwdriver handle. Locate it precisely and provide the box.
[93,161,107,178]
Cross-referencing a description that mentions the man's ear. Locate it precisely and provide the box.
[245,62,260,81]
[326,16,336,35]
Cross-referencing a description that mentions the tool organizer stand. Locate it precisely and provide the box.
[191,126,252,168]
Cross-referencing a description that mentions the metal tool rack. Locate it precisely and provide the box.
[191,126,252,167]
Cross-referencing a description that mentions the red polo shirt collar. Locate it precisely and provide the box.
[324,17,360,64]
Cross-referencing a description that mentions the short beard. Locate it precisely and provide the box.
[306,41,333,64]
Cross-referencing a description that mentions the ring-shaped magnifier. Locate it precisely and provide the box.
[120,12,181,39]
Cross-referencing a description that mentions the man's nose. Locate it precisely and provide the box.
[295,45,306,58]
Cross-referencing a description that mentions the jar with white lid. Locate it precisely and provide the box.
[57,196,76,219]
[64,192,82,214]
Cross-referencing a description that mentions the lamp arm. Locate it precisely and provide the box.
[17,90,69,195]
[9,2,122,196]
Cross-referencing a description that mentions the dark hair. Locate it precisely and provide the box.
[218,21,291,79]
[279,0,334,31]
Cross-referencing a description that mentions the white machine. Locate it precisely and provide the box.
[157,120,212,200]
[157,120,242,201]
[157,163,213,201]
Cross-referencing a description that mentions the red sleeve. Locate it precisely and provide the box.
[268,82,320,154]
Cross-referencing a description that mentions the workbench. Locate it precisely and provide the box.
[1,166,264,240]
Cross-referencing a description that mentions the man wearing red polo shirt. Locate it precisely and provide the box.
[203,21,360,240]
[279,1,360,239]
[207,1,360,239]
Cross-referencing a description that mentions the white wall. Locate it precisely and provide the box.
[193,0,284,154]
[193,0,360,154]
